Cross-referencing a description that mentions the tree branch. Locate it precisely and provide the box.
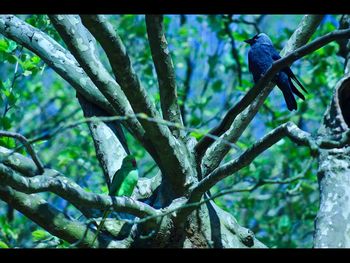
[0,164,159,220]
[189,122,315,202]
[0,146,39,177]
[0,131,44,174]
[76,94,129,189]
[47,15,141,135]
[79,15,182,142]
[145,14,184,136]
[0,143,158,214]
[0,185,104,247]
[0,15,150,153]
[281,15,325,56]
[318,129,350,149]
[50,15,192,197]
[79,15,162,124]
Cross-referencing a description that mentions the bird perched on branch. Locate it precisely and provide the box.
[92,155,138,245]
[109,155,138,197]
[244,33,307,111]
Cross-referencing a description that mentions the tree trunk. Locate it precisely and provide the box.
[314,75,350,247]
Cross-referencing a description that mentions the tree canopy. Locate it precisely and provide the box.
[0,14,349,248]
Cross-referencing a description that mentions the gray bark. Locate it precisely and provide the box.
[314,75,350,247]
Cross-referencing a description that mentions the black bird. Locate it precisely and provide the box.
[244,33,307,111]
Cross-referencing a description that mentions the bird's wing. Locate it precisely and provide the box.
[248,50,261,83]
[265,44,308,94]
[116,170,139,197]
[247,50,253,73]
[265,44,282,61]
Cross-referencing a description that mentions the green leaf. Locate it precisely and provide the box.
[212,80,222,92]
[0,39,9,51]
[7,55,17,64]
[0,117,12,130]
[8,93,17,106]
[0,39,17,53]
[32,229,50,241]
[0,241,9,248]
[190,130,204,140]
[278,215,291,232]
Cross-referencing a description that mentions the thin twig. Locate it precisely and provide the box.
[0,131,44,174]
[3,46,23,118]
[22,113,242,153]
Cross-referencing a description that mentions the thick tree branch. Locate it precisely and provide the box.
[79,15,161,124]
[79,15,182,143]
[281,15,325,56]
[189,122,315,202]
[198,15,335,176]
[77,94,129,189]
[0,185,104,247]
[0,146,39,177]
[50,15,192,197]
[0,15,150,153]
[0,131,44,174]
[318,130,350,149]
[0,164,159,219]
[145,15,184,136]
[47,16,141,135]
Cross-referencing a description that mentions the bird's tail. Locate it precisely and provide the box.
[289,79,305,101]
[276,79,297,111]
[284,67,308,94]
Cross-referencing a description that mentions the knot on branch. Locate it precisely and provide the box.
[237,227,255,247]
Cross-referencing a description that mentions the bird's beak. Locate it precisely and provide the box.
[244,38,254,45]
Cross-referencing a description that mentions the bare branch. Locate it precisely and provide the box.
[79,15,181,141]
[0,15,150,152]
[77,94,129,189]
[47,16,138,133]
[281,15,325,56]
[50,15,192,196]
[0,146,39,177]
[190,122,315,201]
[0,164,159,219]
[0,185,103,247]
[134,159,310,233]
[79,15,161,121]
[0,131,44,174]
[145,15,184,135]
[318,130,350,149]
